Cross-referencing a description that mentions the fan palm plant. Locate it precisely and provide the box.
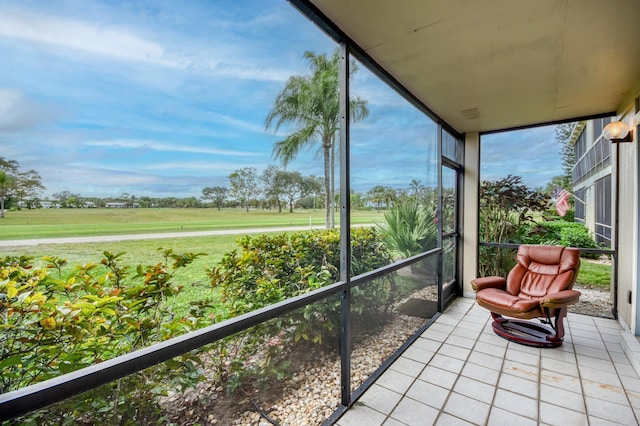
[380,199,437,259]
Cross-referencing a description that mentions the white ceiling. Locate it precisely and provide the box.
[308,0,640,133]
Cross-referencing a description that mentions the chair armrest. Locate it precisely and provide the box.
[540,289,581,309]
[471,276,506,292]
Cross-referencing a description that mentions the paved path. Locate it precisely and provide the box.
[0,225,337,247]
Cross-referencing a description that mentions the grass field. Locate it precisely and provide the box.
[0,208,387,315]
[1,234,243,315]
[1,207,611,311]
[0,208,383,240]
[577,258,612,289]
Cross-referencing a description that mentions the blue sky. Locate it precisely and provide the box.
[0,0,562,199]
[481,125,562,190]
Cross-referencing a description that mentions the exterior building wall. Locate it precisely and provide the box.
[569,100,639,333]
[616,103,640,333]
[572,120,613,247]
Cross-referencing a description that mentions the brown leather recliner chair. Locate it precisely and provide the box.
[472,245,581,348]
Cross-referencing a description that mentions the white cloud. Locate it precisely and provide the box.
[0,88,58,132]
[85,139,261,157]
[210,62,292,83]
[0,9,186,68]
[140,161,263,172]
[0,7,297,84]
[206,112,268,134]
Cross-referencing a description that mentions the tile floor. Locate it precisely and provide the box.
[336,298,640,425]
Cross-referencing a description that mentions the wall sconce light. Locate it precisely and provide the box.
[603,121,633,143]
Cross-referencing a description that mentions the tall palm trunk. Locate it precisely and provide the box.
[323,138,332,229]
[330,142,335,228]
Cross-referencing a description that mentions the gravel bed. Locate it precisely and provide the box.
[570,285,614,318]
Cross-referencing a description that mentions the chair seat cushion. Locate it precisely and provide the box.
[476,288,542,318]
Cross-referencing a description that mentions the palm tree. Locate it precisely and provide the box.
[409,179,424,198]
[266,49,368,228]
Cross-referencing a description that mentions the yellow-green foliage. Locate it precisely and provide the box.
[0,250,206,424]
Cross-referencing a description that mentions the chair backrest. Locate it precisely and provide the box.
[506,245,581,299]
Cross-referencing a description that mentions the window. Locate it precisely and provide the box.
[595,176,612,247]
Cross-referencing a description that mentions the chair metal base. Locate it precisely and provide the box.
[490,309,567,348]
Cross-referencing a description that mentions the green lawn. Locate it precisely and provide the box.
[1,208,389,316]
[576,259,612,289]
[3,207,611,310]
[1,234,242,316]
[0,208,384,240]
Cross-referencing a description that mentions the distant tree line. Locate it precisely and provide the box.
[0,157,45,217]
[0,157,436,215]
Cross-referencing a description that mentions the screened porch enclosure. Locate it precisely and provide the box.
[0,36,464,426]
[3,0,640,424]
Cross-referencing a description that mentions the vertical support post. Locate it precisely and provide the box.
[613,142,619,319]
[338,41,352,407]
[436,124,444,312]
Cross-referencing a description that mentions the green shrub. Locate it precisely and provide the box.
[209,228,393,319]
[1,250,207,424]
[207,228,395,394]
[523,221,599,248]
[561,209,575,222]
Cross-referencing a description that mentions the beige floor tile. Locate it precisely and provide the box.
[585,396,638,424]
[381,417,405,426]
[540,356,579,377]
[452,375,495,404]
[573,343,610,359]
[579,365,623,387]
[577,354,616,373]
[389,397,440,425]
[445,334,476,350]
[450,325,482,340]
[467,350,504,371]
[438,343,471,361]
[540,347,577,363]
[337,403,387,426]
[401,346,436,365]
[443,392,490,425]
[498,372,538,399]
[582,379,629,405]
[473,340,507,358]
[487,406,537,426]
[461,361,500,386]
[412,336,444,352]
[502,359,539,382]
[358,384,403,415]
[493,388,538,420]
[505,347,540,367]
[390,355,427,377]
[419,365,459,389]
[540,369,582,393]
[375,369,415,394]
[422,329,451,343]
[406,379,450,409]
[429,353,465,374]
[539,402,588,425]
[427,323,455,336]
[540,383,585,413]
[435,412,476,425]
